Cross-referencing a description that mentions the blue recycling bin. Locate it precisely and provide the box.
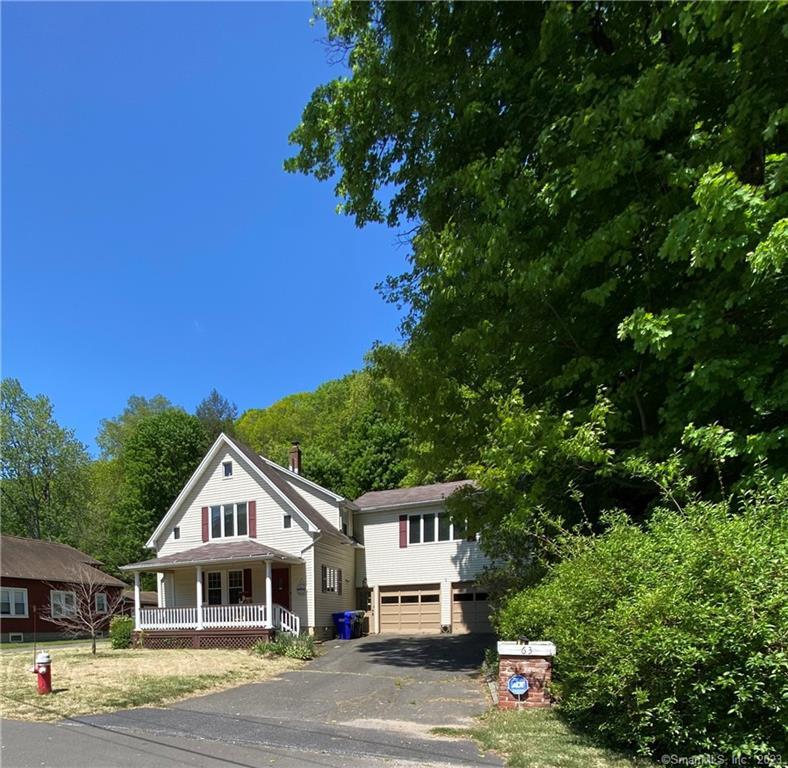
[332,611,352,640]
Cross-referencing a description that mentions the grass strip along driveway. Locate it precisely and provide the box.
[1,647,301,721]
[435,709,652,768]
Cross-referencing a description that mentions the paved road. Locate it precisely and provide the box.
[2,634,503,768]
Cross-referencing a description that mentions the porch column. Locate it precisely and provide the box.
[133,572,141,630]
[372,584,380,634]
[195,566,204,630]
[265,560,273,628]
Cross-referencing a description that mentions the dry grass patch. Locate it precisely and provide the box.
[1,647,301,722]
[433,709,652,768]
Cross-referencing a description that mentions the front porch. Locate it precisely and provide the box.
[121,540,305,648]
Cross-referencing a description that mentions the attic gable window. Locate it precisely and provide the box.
[223,461,233,477]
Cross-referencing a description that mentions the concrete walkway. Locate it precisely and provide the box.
[2,634,503,767]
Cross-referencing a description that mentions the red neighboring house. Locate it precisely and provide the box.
[0,535,126,643]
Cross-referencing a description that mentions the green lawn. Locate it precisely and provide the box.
[1,638,111,654]
[434,709,651,768]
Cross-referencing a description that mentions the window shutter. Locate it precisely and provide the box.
[399,515,408,548]
[321,565,327,593]
[201,507,209,542]
[248,500,257,538]
[243,568,252,600]
[338,569,343,596]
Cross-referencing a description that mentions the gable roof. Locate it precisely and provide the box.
[0,535,126,587]
[353,480,475,511]
[146,433,353,550]
[120,540,303,571]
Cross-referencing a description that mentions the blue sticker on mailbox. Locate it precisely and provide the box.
[507,674,529,696]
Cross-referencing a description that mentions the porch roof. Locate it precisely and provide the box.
[119,540,303,572]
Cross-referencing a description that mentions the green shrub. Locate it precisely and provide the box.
[497,478,788,759]
[109,615,134,649]
[482,647,499,680]
[253,632,316,660]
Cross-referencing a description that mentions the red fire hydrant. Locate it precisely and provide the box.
[31,652,52,695]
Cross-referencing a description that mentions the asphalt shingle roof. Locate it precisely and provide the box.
[120,540,304,571]
[353,480,475,511]
[0,535,126,587]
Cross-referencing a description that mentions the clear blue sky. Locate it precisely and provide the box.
[2,2,407,454]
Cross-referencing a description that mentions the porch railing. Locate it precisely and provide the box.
[139,603,268,630]
[138,602,300,634]
[274,604,300,635]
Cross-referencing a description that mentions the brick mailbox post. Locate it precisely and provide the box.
[497,641,555,710]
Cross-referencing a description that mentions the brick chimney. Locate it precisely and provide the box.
[288,441,302,475]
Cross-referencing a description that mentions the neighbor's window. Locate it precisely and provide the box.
[321,565,342,595]
[0,587,28,617]
[51,590,76,618]
[95,593,108,614]
[228,571,243,605]
[283,514,292,529]
[223,461,233,477]
[207,572,222,605]
[210,502,248,538]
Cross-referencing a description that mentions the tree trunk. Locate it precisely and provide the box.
[91,631,96,654]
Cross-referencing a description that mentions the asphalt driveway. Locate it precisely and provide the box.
[2,634,503,767]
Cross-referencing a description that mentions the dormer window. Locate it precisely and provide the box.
[223,461,233,478]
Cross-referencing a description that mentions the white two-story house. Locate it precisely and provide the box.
[121,433,489,648]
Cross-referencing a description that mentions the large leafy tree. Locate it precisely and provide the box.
[288,2,787,549]
[107,409,210,567]
[0,379,91,543]
[237,370,411,497]
[196,388,238,441]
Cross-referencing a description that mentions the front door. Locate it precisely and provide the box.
[272,567,290,610]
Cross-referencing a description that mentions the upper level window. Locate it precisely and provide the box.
[223,461,233,477]
[283,514,292,529]
[210,502,248,539]
[409,512,465,544]
[0,587,28,617]
[173,526,180,540]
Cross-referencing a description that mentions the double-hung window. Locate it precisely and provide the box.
[321,565,342,595]
[0,587,28,618]
[95,593,108,614]
[207,572,222,605]
[210,502,248,539]
[228,571,244,604]
[51,590,76,618]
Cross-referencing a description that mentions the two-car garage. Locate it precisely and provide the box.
[378,582,491,634]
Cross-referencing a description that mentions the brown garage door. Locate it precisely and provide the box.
[452,584,492,633]
[379,585,441,633]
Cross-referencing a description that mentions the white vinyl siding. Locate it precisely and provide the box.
[155,447,313,556]
[313,535,355,628]
[354,503,488,588]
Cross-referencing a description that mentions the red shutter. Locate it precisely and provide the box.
[248,500,257,537]
[201,507,209,542]
[399,515,408,548]
[243,568,252,600]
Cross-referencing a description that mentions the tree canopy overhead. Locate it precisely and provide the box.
[288,1,787,535]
